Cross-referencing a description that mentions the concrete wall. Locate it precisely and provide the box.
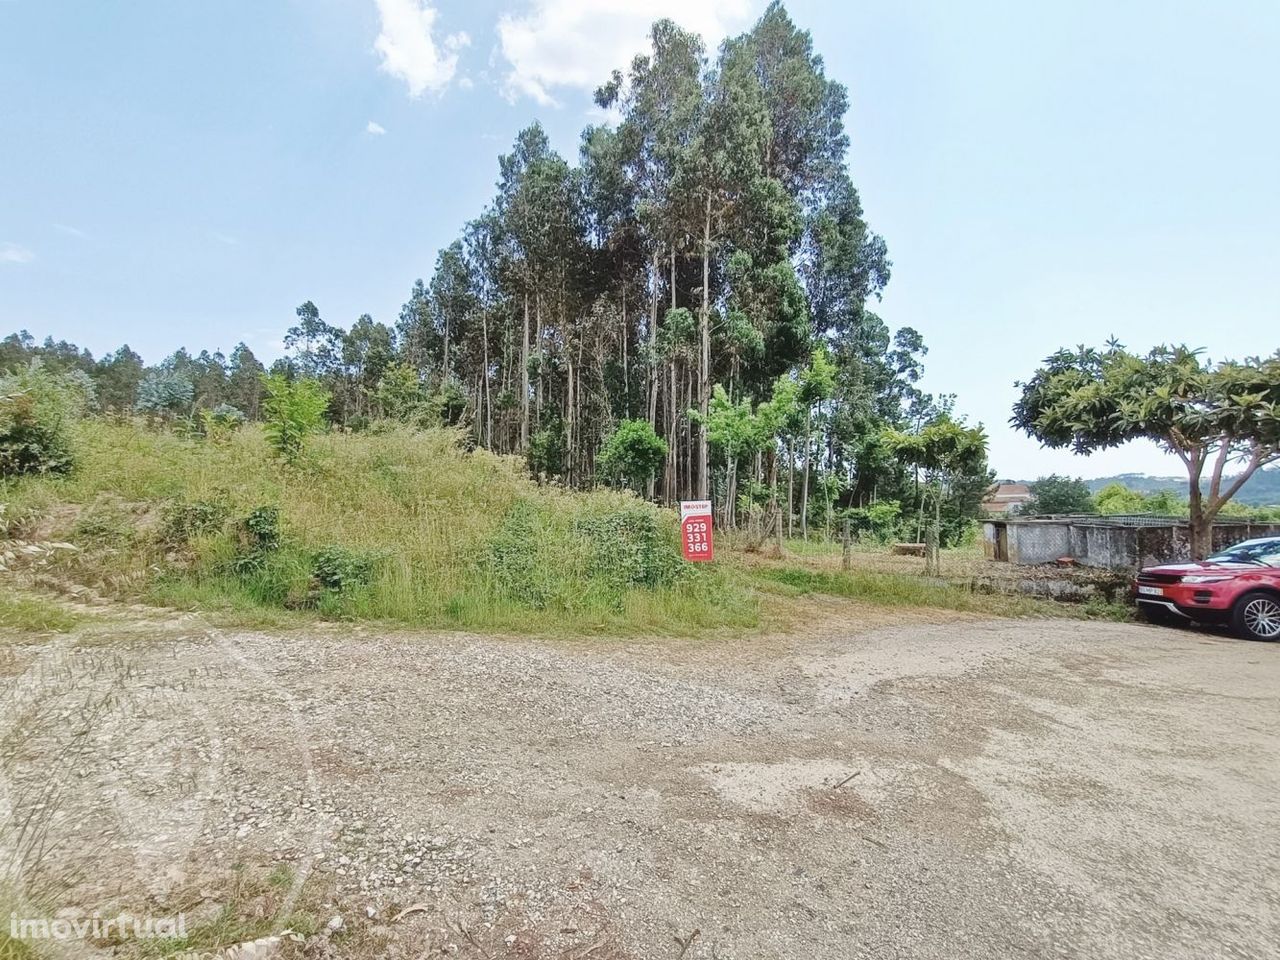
[983,520,1280,571]
[1005,522,1075,566]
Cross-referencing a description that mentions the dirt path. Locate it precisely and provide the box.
[2,608,1278,959]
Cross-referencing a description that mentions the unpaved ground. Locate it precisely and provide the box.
[2,605,1278,959]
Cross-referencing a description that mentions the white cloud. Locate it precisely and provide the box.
[366,120,388,135]
[374,0,470,97]
[53,223,88,239]
[496,0,756,107]
[0,242,34,264]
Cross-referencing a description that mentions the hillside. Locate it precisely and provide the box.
[1081,468,1280,506]
[1,421,756,635]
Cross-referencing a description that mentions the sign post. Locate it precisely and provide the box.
[679,500,714,562]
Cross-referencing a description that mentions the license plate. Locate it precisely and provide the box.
[1137,585,1164,596]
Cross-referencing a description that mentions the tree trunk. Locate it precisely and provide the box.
[534,291,543,428]
[648,249,659,428]
[566,354,575,487]
[443,317,450,385]
[665,361,677,505]
[685,371,693,502]
[787,437,795,539]
[801,408,811,540]
[620,282,629,419]
[697,194,711,500]
[481,311,491,448]
[1189,508,1213,561]
[520,291,530,451]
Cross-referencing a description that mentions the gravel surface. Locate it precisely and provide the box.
[2,609,1278,959]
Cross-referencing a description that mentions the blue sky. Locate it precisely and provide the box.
[2,0,1277,479]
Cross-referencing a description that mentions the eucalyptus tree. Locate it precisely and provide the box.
[428,241,477,386]
[597,20,706,446]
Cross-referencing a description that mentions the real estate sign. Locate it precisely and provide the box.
[679,500,714,562]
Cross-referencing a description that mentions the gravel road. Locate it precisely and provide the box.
[3,609,1278,959]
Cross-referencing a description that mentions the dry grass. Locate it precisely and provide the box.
[2,421,758,637]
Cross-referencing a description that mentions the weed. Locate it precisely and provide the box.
[0,595,82,633]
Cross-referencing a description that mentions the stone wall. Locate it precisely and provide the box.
[983,520,1280,571]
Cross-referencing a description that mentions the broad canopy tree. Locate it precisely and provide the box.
[1013,343,1280,558]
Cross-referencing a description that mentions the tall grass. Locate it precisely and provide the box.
[2,422,758,635]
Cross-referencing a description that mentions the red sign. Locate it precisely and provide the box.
[680,500,714,562]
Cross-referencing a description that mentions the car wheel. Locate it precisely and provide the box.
[1231,591,1280,641]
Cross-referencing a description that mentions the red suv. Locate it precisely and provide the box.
[1133,537,1280,640]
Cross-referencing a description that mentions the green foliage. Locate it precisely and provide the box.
[199,403,246,444]
[1014,344,1280,549]
[375,361,429,424]
[1094,483,1186,516]
[310,546,378,594]
[574,508,684,591]
[700,385,765,461]
[798,347,837,407]
[485,500,557,607]
[883,414,988,477]
[232,505,281,573]
[261,374,329,462]
[0,362,88,477]
[162,497,230,545]
[842,500,903,543]
[598,419,668,491]
[1014,344,1280,456]
[135,369,194,420]
[4,421,756,634]
[0,593,82,633]
[486,500,688,610]
[527,420,566,482]
[72,497,135,546]
[1022,474,1097,515]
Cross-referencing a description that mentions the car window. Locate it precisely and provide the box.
[1209,539,1280,566]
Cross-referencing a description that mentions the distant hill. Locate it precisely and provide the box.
[1079,468,1280,507]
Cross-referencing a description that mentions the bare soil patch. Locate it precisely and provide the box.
[2,606,1277,959]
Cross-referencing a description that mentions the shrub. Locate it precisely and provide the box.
[598,420,667,492]
[485,500,551,606]
[842,500,903,543]
[574,508,683,590]
[161,498,230,545]
[0,362,89,477]
[232,506,281,573]
[135,370,194,422]
[261,374,329,462]
[310,546,378,593]
[199,404,247,444]
[527,420,566,482]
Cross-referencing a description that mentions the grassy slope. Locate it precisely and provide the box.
[3,421,1120,636]
[3,422,757,635]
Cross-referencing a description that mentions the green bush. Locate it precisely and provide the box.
[0,361,90,476]
[261,374,329,462]
[574,508,683,590]
[199,404,247,444]
[598,420,667,492]
[485,501,686,610]
[842,500,903,543]
[232,506,281,573]
[161,498,230,545]
[310,546,378,593]
[485,500,552,606]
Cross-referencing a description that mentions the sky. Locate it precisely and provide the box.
[2,0,1277,480]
